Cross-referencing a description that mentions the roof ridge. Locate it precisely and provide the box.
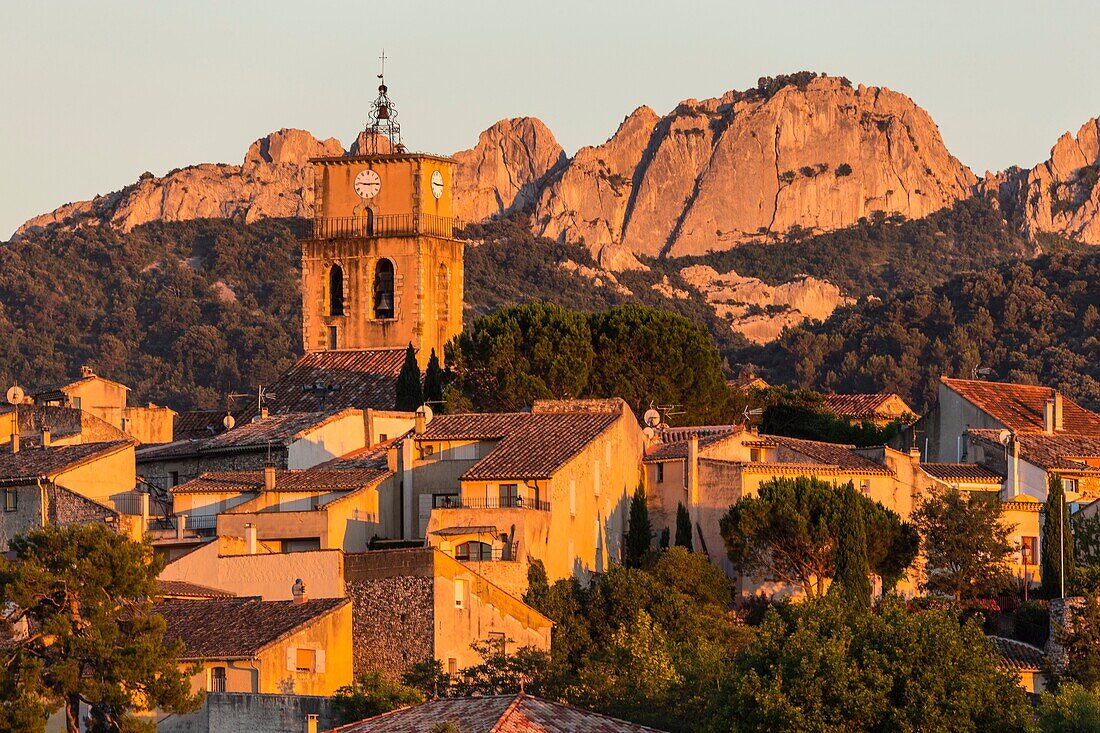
[489,694,526,733]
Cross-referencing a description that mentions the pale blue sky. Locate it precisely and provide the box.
[3,1,1099,238]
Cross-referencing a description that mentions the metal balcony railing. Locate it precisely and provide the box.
[435,496,551,512]
[309,213,456,240]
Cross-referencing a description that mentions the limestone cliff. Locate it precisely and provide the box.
[451,117,566,223]
[534,76,976,259]
[985,116,1100,244]
[15,129,342,238]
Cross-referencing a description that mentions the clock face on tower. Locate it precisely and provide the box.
[430,170,444,199]
[354,169,381,199]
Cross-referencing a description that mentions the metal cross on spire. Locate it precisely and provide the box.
[362,49,404,154]
[378,49,386,81]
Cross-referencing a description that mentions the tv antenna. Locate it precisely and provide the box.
[228,386,276,418]
[742,406,764,425]
[972,366,994,380]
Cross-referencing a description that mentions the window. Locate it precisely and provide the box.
[447,658,458,676]
[1063,477,1079,494]
[749,448,761,462]
[499,483,519,508]
[296,648,317,672]
[364,208,375,236]
[456,541,492,561]
[859,479,871,496]
[71,396,82,411]
[373,258,395,319]
[422,443,435,458]
[454,579,467,609]
[486,631,506,655]
[284,538,321,553]
[327,325,338,350]
[327,264,344,316]
[4,489,16,513]
[656,463,665,484]
[1020,536,1038,566]
[209,666,226,693]
[432,494,459,508]
[168,471,179,489]
[379,433,388,442]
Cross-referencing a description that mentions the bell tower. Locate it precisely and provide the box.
[301,66,463,369]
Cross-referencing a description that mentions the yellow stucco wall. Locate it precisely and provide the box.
[160,542,347,600]
[54,445,136,504]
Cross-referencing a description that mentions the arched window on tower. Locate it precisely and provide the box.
[327,264,344,316]
[373,258,395,319]
[436,263,450,322]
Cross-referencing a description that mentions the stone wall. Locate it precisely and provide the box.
[0,482,43,550]
[47,483,117,526]
[157,692,335,733]
[344,550,435,679]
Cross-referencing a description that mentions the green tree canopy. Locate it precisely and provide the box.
[0,524,201,733]
[706,597,1034,733]
[623,483,652,568]
[1038,683,1100,733]
[394,343,423,411]
[912,488,1014,600]
[1043,474,1076,599]
[423,348,444,409]
[831,485,871,611]
[719,476,917,597]
[331,671,422,726]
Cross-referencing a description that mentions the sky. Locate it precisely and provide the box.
[2,0,1100,239]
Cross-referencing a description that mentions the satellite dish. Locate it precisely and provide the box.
[998,429,1012,445]
[643,409,661,428]
[223,414,236,430]
[5,386,24,405]
[642,426,656,440]
[417,404,434,424]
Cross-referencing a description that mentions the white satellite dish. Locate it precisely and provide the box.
[643,408,661,428]
[417,404,434,424]
[6,386,25,405]
[998,429,1012,445]
[642,426,656,440]
[223,414,236,430]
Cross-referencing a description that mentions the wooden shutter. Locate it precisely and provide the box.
[315,650,326,674]
[286,647,296,671]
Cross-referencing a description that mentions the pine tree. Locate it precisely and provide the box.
[423,348,444,409]
[1042,473,1076,599]
[623,483,652,567]
[675,503,694,551]
[394,343,423,411]
[831,484,872,611]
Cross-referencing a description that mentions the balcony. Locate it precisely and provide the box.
[309,213,457,240]
[435,496,551,512]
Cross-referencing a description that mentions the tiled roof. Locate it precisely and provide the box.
[137,410,361,461]
[33,373,130,396]
[247,349,405,417]
[319,438,401,471]
[0,440,133,485]
[418,412,620,481]
[643,428,742,463]
[172,467,391,495]
[159,597,348,660]
[942,377,1100,435]
[989,636,1045,671]
[173,410,226,441]
[156,579,234,599]
[921,463,1005,484]
[768,435,893,475]
[969,429,1100,473]
[329,693,667,733]
[822,393,913,419]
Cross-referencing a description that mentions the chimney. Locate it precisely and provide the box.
[908,446,921,466]
[305,714,319,733]
[40,425,51,448]
[10,433,18,454]
[292,578,308,604]
[260,406,269,420]
[245,523,257,554]
[80,365,94,379]
[264,464,276,492]
[1054,392,1064,432]
[414,408,427,435]
[1044,396,1056,434]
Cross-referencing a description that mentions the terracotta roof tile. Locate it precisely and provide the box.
[172,467,391,495]
[768,434,893,475]
[319,438,402,471]
[249,349,405,417]
[921,463,1005,484]
[969,429,1100,473]
[173,410,226,441]
[159,597,348,660]
[822,393,913,420]
[418,412,620,481]
[0,440,134,485]
[156,579,234,599]
[942,377,1100,435]
[329,693,667,733]
[989,636,1044,671]
[644,428,742,463]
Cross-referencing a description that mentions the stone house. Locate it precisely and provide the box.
[171,465,396,551]
[330,693,667,733]
[158,595,353,697]
[822,392,915,426]
[0,439,143,549]
[136,409,367,514]
[0,404,127,448]
[989,636,1047,695]
[411,399,645,596]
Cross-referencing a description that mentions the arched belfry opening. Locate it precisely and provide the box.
[327,264,344,316]
[373,258,395,319]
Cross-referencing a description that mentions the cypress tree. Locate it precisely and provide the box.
[832,484,872,611]
[394,343,423,411]
[1042,473,1076,598]
[675,502,694,551]
[623,483,652,567]
[423,348,444,408]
